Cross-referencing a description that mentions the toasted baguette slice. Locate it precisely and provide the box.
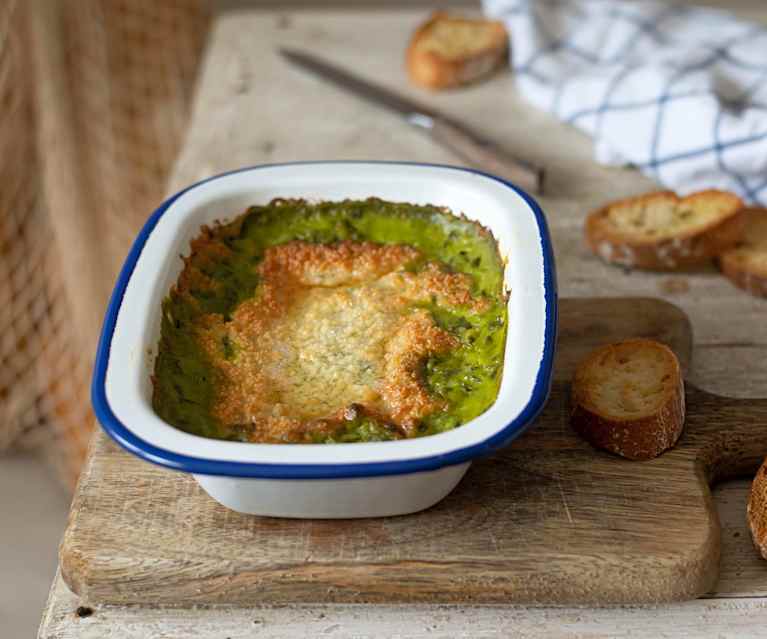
[570,339,685,460]
[585,190,745,270]
[748,458,767,560]
[719,208,767,298]
[407,12,508,90]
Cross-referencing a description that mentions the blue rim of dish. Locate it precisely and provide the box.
[92,161,558,479]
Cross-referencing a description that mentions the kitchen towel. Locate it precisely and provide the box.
[484,0,767,205]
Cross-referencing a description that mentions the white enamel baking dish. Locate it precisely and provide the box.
[93,162,557,518]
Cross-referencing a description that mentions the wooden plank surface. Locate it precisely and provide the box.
[39,568,767,639]
[60,298,767,607]
[167,7,767,401]
[40,4,767,637]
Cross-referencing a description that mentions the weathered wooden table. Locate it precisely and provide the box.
[39,5,767,637]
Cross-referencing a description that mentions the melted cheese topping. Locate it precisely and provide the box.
[197,241,486,443]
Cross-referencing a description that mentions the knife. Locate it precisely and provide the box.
[279,48,545,194]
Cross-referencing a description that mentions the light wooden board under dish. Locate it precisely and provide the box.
[59,296,767,605]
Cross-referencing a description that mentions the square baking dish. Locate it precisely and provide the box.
[93,161,557,517]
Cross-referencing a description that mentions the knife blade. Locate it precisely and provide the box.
[279,48,544,194]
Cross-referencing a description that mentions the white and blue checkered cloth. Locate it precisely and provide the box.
[483,0,767,205]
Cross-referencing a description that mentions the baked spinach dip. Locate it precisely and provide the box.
[152,198,507,444]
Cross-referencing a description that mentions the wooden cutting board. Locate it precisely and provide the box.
[60,297,767,606]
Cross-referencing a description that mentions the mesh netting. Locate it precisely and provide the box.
[1,0,210,488]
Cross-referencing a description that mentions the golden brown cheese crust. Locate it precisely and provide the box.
[197,240,484,443]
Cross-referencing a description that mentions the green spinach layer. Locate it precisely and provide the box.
[152,198,507,442]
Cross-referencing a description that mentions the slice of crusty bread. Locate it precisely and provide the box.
[748,457,767,560]
[570,338,685,461]
[406,12,508,90]
[585,189,745,270]
[719,208,767,298]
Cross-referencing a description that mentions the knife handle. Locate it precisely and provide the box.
[429,118,545,194]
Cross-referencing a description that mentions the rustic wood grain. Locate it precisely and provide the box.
[57,297,767,606]
[40,4,767,636]
[38,568,767,639]
[714,481,767,597]
[166,8,767,403]
[428,118,544,194]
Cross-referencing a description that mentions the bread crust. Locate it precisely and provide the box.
[406,12,508,90]
[748,457,767,560]
[585,190,745,270]
[718,208,767,298]
[570,339,685,461]
[720,259,767,298]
